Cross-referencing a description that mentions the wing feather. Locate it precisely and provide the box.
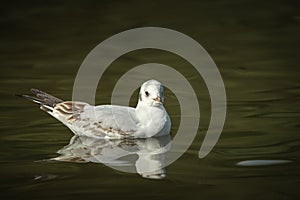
[52,102,138,138]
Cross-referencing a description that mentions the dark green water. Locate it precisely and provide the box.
[1,0,300,199]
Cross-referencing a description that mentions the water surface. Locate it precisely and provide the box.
[1,0,300,199]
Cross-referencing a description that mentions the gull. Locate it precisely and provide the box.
[20,80,171,138]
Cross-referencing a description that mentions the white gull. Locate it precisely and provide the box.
[21,80,171,138]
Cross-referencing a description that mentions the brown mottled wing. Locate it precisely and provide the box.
[84,105,138,137]
[52,101,89,124]
[52,102,138,138]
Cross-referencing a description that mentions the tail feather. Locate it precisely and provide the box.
[18,89,64,112]
[30,88,63,107]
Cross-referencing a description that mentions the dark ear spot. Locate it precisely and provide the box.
[145,91,149,97]
[139,93,142,101]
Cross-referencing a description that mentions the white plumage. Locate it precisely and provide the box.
[21,80,171,138]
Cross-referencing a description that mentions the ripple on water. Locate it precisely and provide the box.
[236,159,293,167]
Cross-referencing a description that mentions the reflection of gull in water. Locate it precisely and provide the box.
[51,135,171,179]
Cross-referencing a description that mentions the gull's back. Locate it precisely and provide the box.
[71,104,139,138]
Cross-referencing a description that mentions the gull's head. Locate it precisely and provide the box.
[139,80,164,107]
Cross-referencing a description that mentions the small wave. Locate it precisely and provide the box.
[236,159,292,166]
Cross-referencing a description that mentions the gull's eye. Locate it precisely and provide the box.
[145,91,149,97]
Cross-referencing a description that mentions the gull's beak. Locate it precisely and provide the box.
[153,96,161,103]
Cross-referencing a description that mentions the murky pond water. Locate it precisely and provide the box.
[1,0,300,199]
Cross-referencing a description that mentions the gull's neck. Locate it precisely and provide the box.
[135,101,167,137]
